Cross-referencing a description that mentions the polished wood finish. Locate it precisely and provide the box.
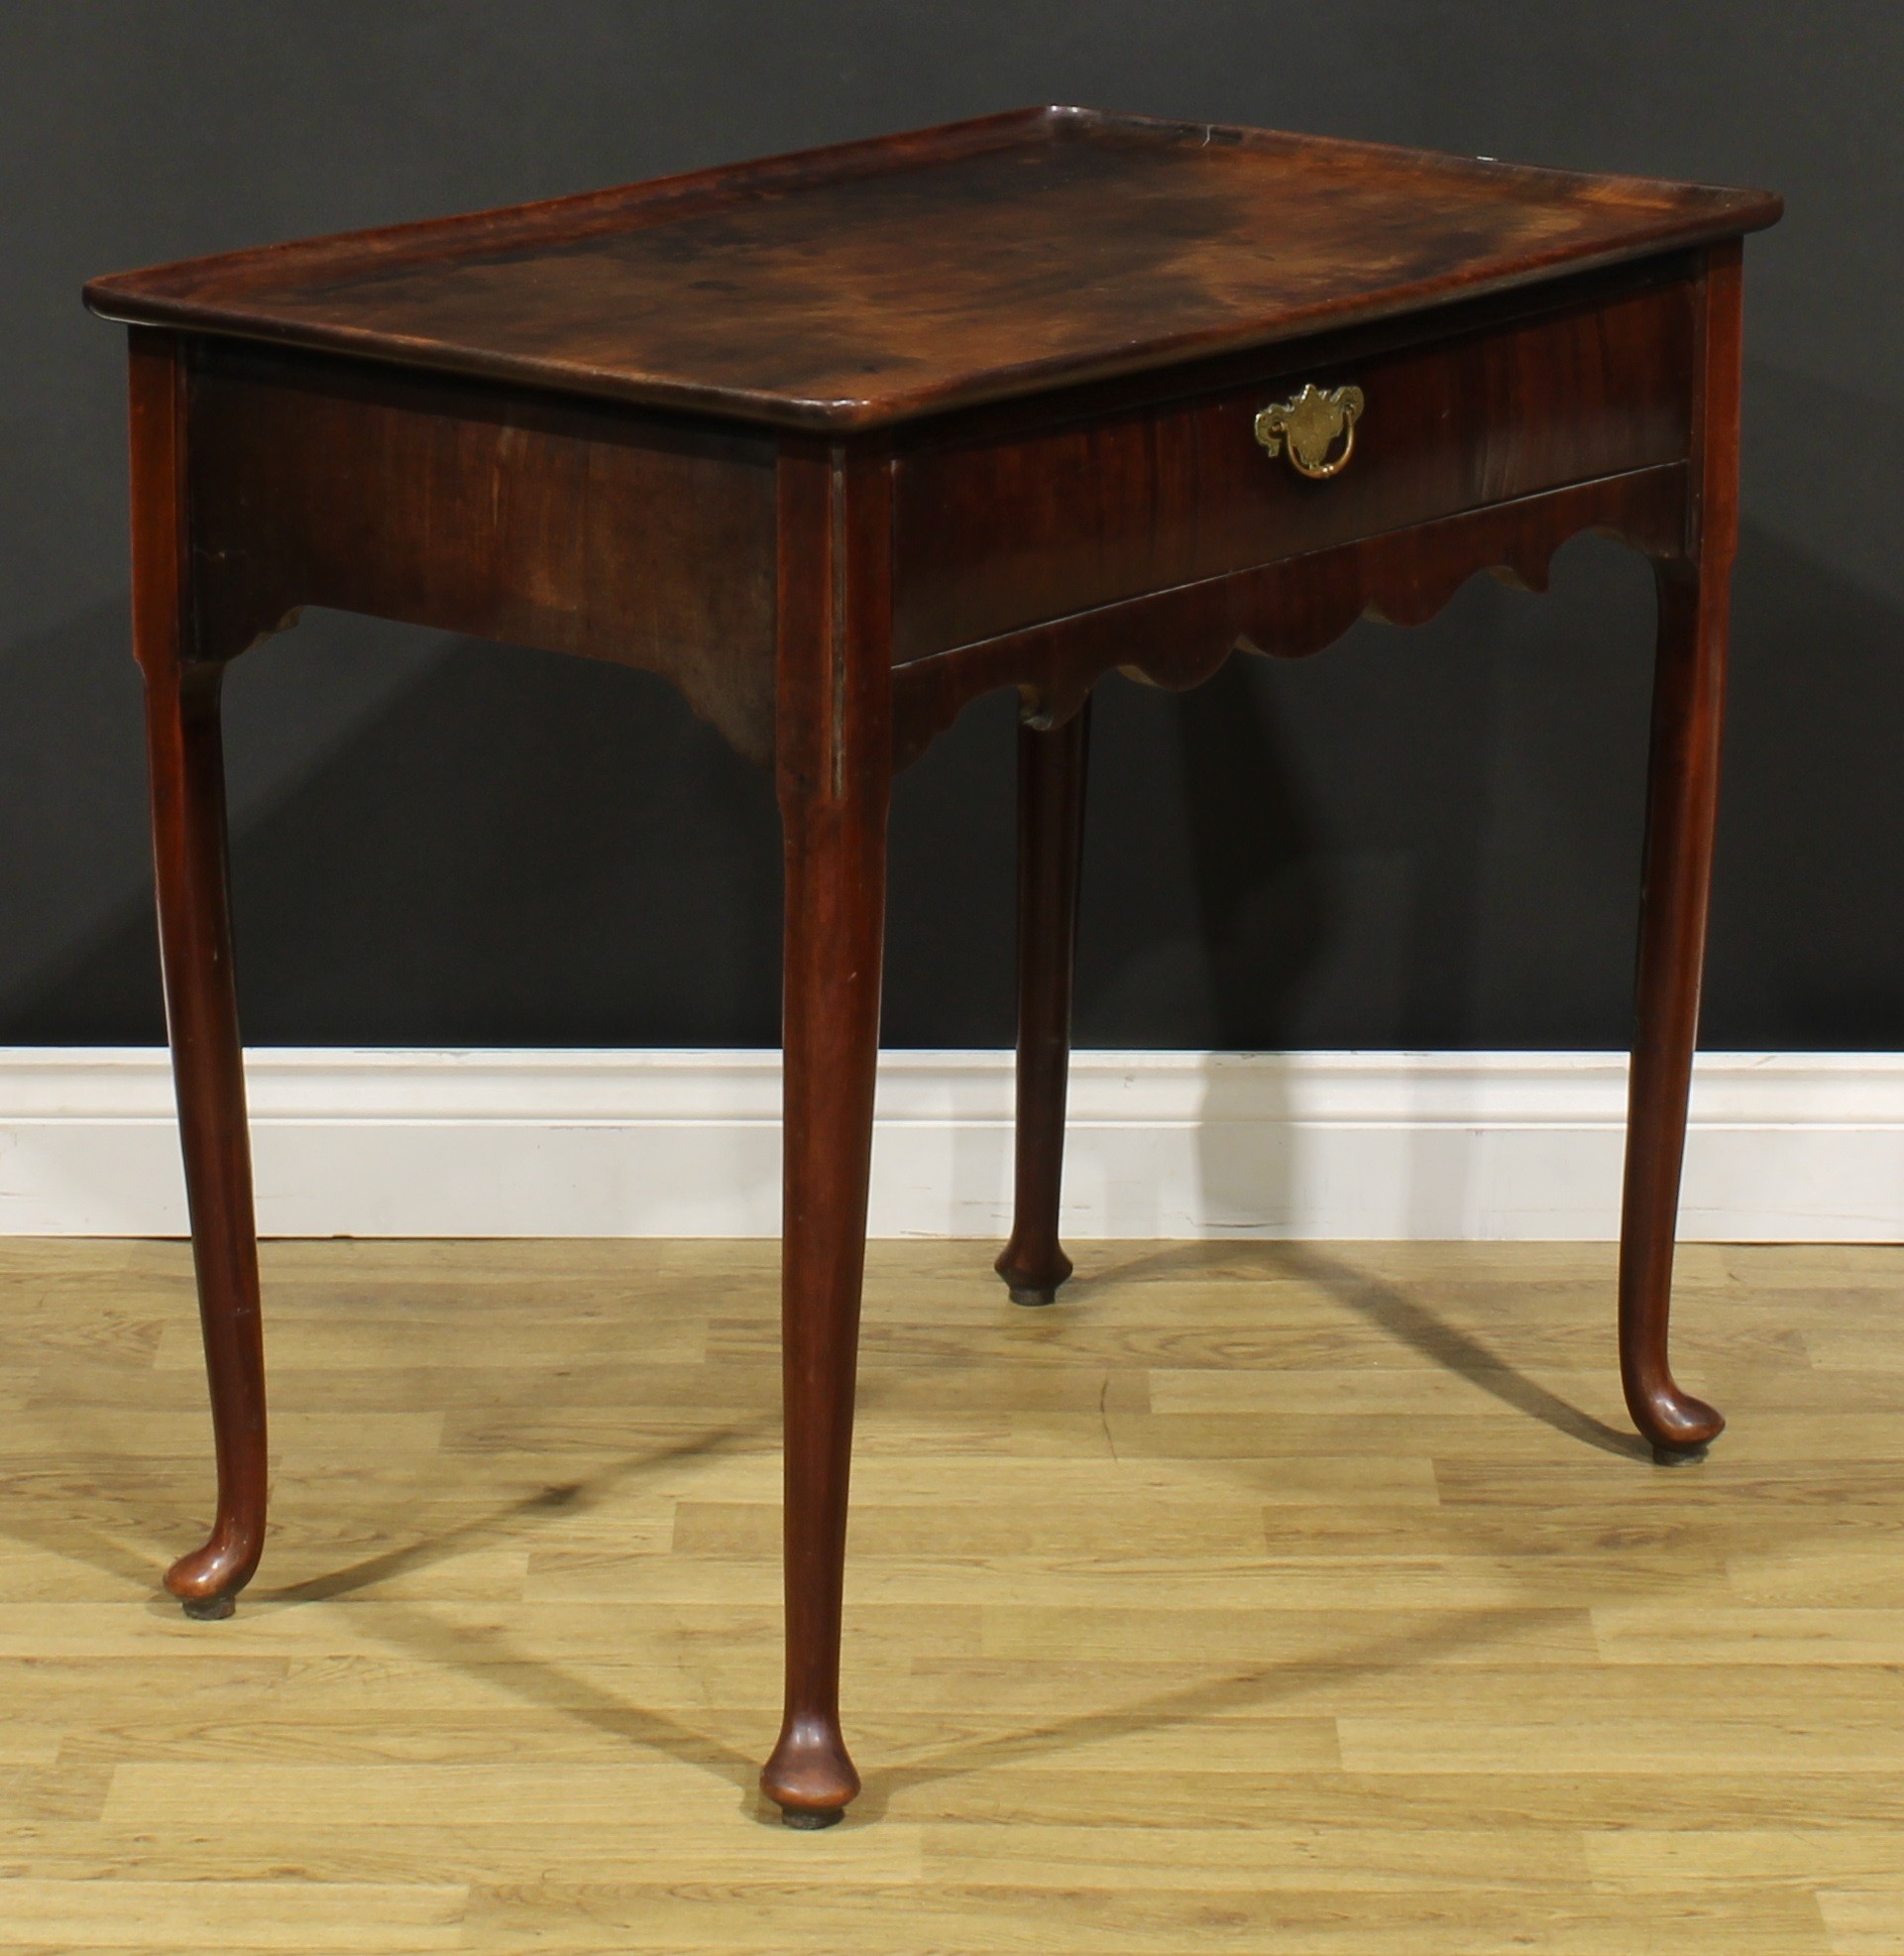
[0,1235,1898,1949]
[84,108,1776,429]
[128,331,268,1618]
[892,263,1697,659]
[87,111,1780,1824]
[997,704,1091,1307]
[892,466,1692,765]
[763,444,894,1823]
[1619,243,1744,1458]
[185,342,778,759]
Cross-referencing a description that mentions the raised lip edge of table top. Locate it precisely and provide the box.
[82,104,1783,434]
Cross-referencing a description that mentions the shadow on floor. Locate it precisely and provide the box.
[1067,1238,1648,1461]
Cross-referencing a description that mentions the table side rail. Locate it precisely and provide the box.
[890,268,1698,664]
[179,339,782,764]
[890,463,1693,767]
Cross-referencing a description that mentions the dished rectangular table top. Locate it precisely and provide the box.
[84,106,1780,431]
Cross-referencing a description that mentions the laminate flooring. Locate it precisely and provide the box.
[0,1236,1897,1953]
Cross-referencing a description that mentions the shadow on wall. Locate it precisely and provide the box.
[0,603,454,1042]
[1,505,1901,1072]
[1169,614,1499,1242]
[1170,508,1904,1234]
[1175,657,1323,1242]
[0,614,787,1047]
[1075,538,1654,1058]
[0,597,152,1038]
[1708,526,1904,1046]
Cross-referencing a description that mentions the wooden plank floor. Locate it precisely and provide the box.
[0,1236,1899,1953]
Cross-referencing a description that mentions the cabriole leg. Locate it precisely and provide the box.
[1619,558,1730,1459]
[1618,243,1742,1463]
[997,700,1091,1306]
[761,444,892,1827]
[130,329,268,1614]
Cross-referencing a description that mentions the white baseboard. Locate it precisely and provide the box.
[0,1047,1896,1241]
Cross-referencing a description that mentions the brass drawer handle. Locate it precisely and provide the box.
[1254,383,1365,480]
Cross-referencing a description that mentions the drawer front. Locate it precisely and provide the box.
[892,274,1696,662]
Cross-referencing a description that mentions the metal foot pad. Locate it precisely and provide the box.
[180,1593,237,1621]
[1007,1285,1058,1308]
[1651,1440,1710,1466]
[779,1805,844,1830]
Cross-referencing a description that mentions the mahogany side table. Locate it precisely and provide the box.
[85,108,1781,1826]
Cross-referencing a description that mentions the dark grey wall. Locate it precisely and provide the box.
[4,3,1899,1050]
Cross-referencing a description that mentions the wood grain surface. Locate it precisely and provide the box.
[184,339,780,759]
[0,1234,1897,1951]
[83,108,1780,428]
[892,264,1696,658]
